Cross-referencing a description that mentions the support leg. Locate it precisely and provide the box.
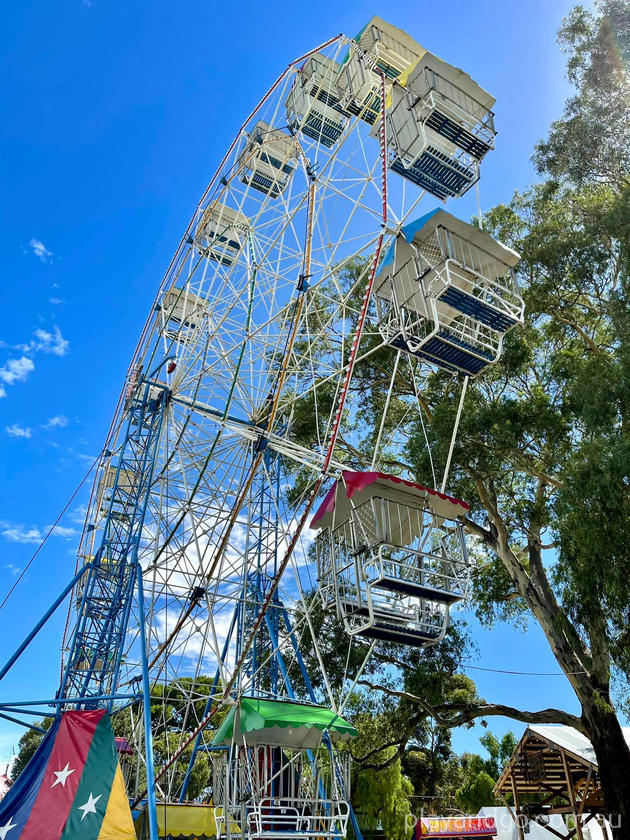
[136,564,158,840]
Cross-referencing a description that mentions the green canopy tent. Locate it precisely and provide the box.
[211,697,357,749]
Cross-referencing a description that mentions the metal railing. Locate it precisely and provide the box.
[247,798,350,839]
[214,805,242,838]
[375,545,469,599]
[418,68,495,141]
[431,260,523,324]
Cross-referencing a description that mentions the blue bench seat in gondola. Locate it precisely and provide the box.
[389,335,457,373]
[390,146,476,199]
[339,603,441,648]
[425,110,491,160]
[300,112,344,147]
[438,286,518,332]
[345,98,379,125]
[375,59,401,80]
[359,623,441,647]
[373,575,463,604]
[208,232,241,252]
[245,171,282,198]
[310,86,346,113]
[389,334,490,375]
[257,152,295,176]
[422,331,493,375]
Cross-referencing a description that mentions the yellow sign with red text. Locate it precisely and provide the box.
[419,817,497,837]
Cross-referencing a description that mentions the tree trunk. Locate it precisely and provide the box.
[582,702,630,840]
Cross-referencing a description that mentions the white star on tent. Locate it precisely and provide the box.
[0,817,17,839]
[51,763,75,788]
[78,791,102,821]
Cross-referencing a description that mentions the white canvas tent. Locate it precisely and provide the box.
[477,807,568,840]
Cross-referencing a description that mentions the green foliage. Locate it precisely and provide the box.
[351,712,414,840]
[479,731,518,778]
[353,760,414,840]
[534,1,630,187]
[111,676,223,801]
[455,770,498,814]
[455,771,496,813]
[10,717,54,782]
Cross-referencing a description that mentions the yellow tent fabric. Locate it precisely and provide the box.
[98,765,136,840]
[136,803,219,839]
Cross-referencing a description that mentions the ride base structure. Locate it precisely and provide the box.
[0,14,523,840]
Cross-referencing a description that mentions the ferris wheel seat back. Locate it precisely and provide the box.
[239,121,299,198]
[285,56,347,148]
[374,209,523,375]
[337,17,424,124]
[247,800,350,840]
[96,465,139,522]
[393,52,496,158]
[383,52,495,197]
[194,201,249,265]
[336,595,449,647]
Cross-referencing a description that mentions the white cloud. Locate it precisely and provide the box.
[33,326,69,356]
[5,423,32,439]
[0,520,78,544]
[0,356,35,386]
[44,414,69,430]
[49,297,64,305]
[29,238,53,263]
[4,563,21,577]
[15,326,69,357]
[70,504,88,525]
[0,328,69,398]
[48,525,77,539]
[1,524,42,544]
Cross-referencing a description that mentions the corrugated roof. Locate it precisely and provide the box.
[527,724,630,768]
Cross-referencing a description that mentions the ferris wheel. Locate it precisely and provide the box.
[0,16,524,840]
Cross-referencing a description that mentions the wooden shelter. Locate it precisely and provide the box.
[494,725,626,840]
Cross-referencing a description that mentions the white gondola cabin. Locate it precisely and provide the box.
[312,471,470,648]
[285,54,346,148]
[239,121,298,198]
[194,201,249,265]
[212,697,354,840]
[157,286,207,341]
[374,209,523,376]
[97,465,137,522]
[337,17,424,125]
[386,52,496,199]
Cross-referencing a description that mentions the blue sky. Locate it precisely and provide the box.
[0,0,595,767]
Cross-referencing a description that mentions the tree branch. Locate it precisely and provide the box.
[353,737,407,766]
[549,308,604,356]
[358,679,586,734]
[473,476,594,698]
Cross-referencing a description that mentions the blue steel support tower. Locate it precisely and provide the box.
[58,367,169,707]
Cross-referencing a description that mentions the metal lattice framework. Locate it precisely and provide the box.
[0,18,521,840]
[61,33,420,807]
